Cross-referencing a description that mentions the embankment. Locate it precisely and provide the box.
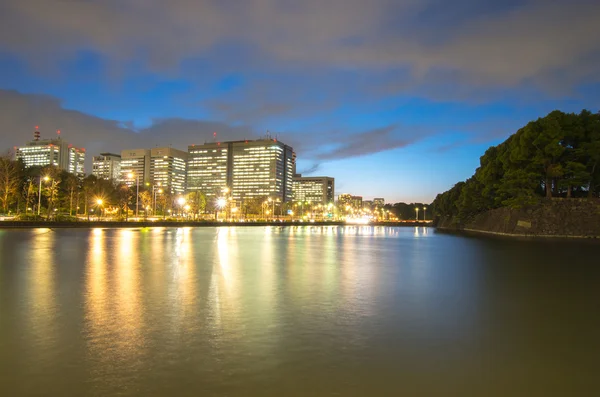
[436,198,600,239]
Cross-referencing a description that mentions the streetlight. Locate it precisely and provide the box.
[216,197,227,220]
[128,172,140,218]
[423,206,427,222]
[96,198,103,220]
[177,196,186,218]
[37,175,50,216]
[268,197,273,220]
[415,207,419,221]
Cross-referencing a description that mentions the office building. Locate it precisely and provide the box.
[292,175,335,205]
[92,153,121,181]
[338,193,363,210]
[15,127,85,177]
[187,142,229,196]
[120,149,151,186]
[373,198,385,207]
[150,147,188,194]
[187,138,295,202]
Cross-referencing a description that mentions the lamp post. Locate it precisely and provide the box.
[415,207,419,221]
[153,185,163,215]
[96,198,103,220]
[216,197,226,220]
[423,206,427,222]
[177,196,186,219]
[128,172,140,218]
[37,175,50,216]
[268,197,273,221]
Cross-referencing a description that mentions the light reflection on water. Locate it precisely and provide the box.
[0,226,599,396]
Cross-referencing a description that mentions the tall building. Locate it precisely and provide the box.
[150,147,188,194]
[187,138,295,202]
[15,127,85,177]
[292,175,335,205]
[373,198,385,207]
[338,194,363,210]
[68,147,86,178]
[187,142,229,196]
[120,149,151,186]
[92,153,121,181]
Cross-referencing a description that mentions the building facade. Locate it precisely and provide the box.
[186,142,229,197]
[15,128,85,177]
[187,138,295,202]
[338,193,363,210]
[92,153,121,181]
[120,149,151,186]
[373,198,385,207]
[292,176,335,205]
[150,147,188,194]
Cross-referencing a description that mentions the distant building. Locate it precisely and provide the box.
[292,175,335,205]
[120,149,151,186]
[92,153,121,182]
[373,198,385,207]
[15,127,85,177]
[338,193,363,210]
[187,137,295,202]
[150,147,188,194]
[363,200,373,209]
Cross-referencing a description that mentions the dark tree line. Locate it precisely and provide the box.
[432,110,600,221]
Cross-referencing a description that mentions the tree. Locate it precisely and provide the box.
[0,154,20,213]
[62,172,79,216]
[186,191,206,220]
[139,191,152,219]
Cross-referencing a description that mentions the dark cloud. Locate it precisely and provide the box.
[309,125,422,160]
[297,163,322,175]
[0,90,429,170]
[0,89,256,170]
[0,0,598,95]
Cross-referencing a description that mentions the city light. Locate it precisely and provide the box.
[217,198,227,208]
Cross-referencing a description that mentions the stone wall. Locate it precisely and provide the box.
[436,198,600,238]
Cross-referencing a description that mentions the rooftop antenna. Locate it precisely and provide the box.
[56,129,61,139]
[213,131,217,143]
[34,126,40,141]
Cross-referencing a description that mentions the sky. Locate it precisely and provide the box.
[0,0,599,203]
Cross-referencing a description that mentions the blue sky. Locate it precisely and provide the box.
[0,0,599,203]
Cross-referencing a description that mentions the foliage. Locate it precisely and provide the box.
[433,110,600,220]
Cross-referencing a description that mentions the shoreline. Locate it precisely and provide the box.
[436,226,600,241]
[0,220,431,229]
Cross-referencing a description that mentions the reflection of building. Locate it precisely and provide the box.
[120,149,151,185]
[373,198,385,207]
[150,147,188,194]
[15,127,85,177]
[92,153,121,181]
[187,138,295,202]
[338,193,363,209]
[292,175,334,204]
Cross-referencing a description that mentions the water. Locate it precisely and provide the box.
[0,226,598,396]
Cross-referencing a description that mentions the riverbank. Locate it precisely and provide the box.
[0,220,431,229]
[435,198,600,239]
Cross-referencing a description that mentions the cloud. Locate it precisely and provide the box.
[297,163,322,175]
[0,89,256,169]
[305,125,424,160]
[0,0,598,96]
[0,90,430,170]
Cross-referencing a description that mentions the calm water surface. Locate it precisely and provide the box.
[0,226,599,396]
